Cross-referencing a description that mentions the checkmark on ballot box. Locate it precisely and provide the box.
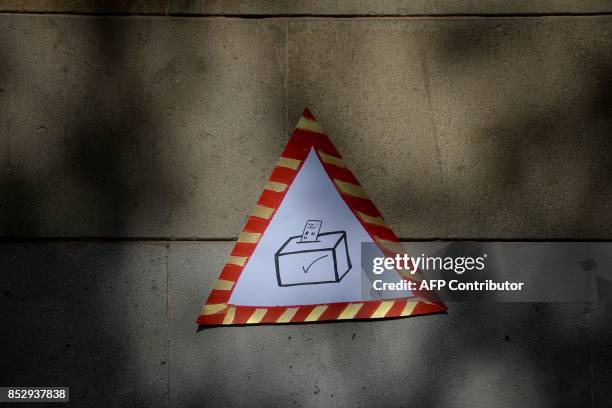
[275,220,352,287]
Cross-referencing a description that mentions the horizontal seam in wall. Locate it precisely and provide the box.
[0,11,612,19]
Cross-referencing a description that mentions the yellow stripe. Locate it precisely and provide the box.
[277,157,301,170]
[305,305,328,322]
[358,212,390,228]
[401,300,419,316]
[238,232,261,243]
[264,181,288,192]
[250,205,275,219]
[334,179,369,199]
[246,308,267,324]
[227,256,247,267]
[201,303,227,315]
[214,279,234,291]
[318,151,346,168]
[372,301,394,318]
[277,307,299,323]
[296,116,324,134]
[223,307,236,324]
[338,303,363,320]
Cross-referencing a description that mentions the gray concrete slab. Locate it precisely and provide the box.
[288,17,612,239]
[0,14,286,238]
[170,241,594,408]
[0,242,169,407]
[167,242,232,407]
[3,15,612,239]
[0,240,607,407]
[170,1,612,15]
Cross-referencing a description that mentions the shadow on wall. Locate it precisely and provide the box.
[287,18,609,407]
[0,17,178,406]
[300,18,612,239]
[431,20,612,238]
[437,21,612,237]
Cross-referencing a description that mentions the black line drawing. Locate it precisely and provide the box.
[275,220,352,287]
[302,255,329,273]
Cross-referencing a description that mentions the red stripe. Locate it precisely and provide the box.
[354,302,380,319]
[231,242,256,257]
[290,130,341,156]
[323,165,360,185]
[411,301,431,316]
[218,264,242,281]
[288,130,324,146]
[206,289,231,304]
[280,144,310,161]
[290,305,316,322]
[318,303,345,321]
[433,300,448,311]
[270,167,297,185]
[412,301,446,316]
[233,307,257,325]
[295,130,339,153]
[302,107,316,121]
[342,196,383,217]
[197,313,224,325]
[362,224,398,241]
[281,130,342,160]
[257,190,284,208]
[316,145,344,159]
[260,307,286,323]
[387,300,407,317]
[244,216,269,232]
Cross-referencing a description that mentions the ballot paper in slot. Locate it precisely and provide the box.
[275,221,351,287]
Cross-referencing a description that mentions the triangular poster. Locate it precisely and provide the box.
[198,108,446,325]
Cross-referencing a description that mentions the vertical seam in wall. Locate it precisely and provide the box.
[588,306,594,408]
[165,243,171,407]
[284,18,289,141]
[417,39,443,178]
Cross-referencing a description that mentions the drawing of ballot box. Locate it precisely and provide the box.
[275,231,352,287]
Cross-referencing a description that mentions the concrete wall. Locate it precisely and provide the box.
[0,4,611,408]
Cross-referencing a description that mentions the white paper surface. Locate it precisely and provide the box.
[229,148,409,307]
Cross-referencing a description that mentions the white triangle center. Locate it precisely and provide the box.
[229,148,409,307]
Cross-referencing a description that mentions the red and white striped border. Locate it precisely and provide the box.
[198,108,446,325]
